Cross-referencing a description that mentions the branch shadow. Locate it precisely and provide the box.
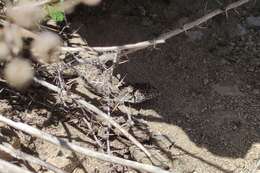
[65,0,260,161]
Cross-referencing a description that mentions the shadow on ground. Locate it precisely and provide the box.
[67,0,260,159]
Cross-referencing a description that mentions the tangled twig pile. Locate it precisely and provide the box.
[0,0,252,173]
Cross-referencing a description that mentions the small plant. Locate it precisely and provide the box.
[46,0,65,22]
[0,0,102,89]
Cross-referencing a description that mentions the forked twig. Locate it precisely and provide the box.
[32,77,152,157]
[0,76,151,159]
[0,114,171,173]
[91,0,250,52]
[0,143,67,173]
[0,0,251,63]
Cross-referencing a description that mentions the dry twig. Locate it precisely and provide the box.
[0,143,67,173]
[33,77,152,158]
[0,0,251,64]
[0,114,172,173]
[91,0,250,52]
[0,158,34,173]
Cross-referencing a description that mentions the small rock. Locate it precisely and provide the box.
[212,84,244,96]
[203,78,209,85]
[248,66,255,72]
[141,17,153,26]
[186,31,204,41]
[46,156,71,170]
[220,58,229,65]
[253,89,260,95]
[246,16,260,29]
[236,24,247,36]
[246,85,252,89]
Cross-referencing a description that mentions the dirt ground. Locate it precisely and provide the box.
[0,0,260,173]
[67,0,260,172]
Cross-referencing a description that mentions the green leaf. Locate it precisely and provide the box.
[46,5,64,22]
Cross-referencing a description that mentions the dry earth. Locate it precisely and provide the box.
[0,0,260,173]
[67,0,260,172]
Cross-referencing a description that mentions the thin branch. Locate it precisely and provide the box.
[83,117,104,150]
[0,0,251,58]
[91,0,250,52]
[0,143,67,173]
[0,159,33,173]
[33,77,151,158]
[77,99,153,155]
[0,114,172,173]
[11,0,55,8]
[1,76,152,166]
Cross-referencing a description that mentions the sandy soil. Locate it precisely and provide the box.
[67,0,260,172]
[0,0,259,173]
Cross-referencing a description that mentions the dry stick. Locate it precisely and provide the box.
[83,117,104,150]
[0,158,33,173]
[91,0,250,52]
[0,115,171,173]
[0,0,251,57]
[3,75,147,159]
[33,77,152,158]
[11,0,55,8]
[59,0,251,60]
[0,143,67,173]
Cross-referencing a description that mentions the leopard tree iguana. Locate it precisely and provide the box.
[44,50,160,108]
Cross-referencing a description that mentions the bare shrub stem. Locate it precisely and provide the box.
[91,0,250,52]
[33,77,152,158]
[0,114,171,173]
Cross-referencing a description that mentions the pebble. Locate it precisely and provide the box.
[141,17,153,26]
[253,89,260,95]
[236,24,247,36]
[246,16,260,29]
[203,78,209,85]
[186,31,204,41]
[212,84,244,96]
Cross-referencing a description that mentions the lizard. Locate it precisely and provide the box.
[44,51,160,107]
[67,53,159,106]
